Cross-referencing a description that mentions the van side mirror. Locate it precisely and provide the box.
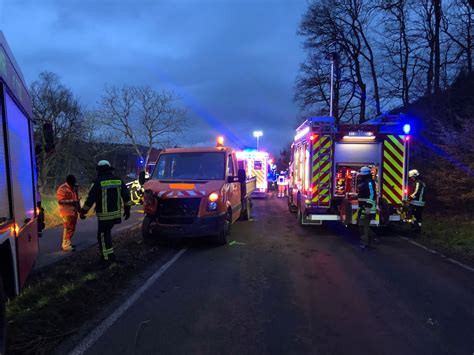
[138,171,146,185]
[43,122,55,153]
[237,169,246,183]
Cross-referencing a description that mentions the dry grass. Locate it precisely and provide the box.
[6,226,161,355]
[395,215,474,265]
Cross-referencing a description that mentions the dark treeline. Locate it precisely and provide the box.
[31,72,187,194]
[296,0,473,123]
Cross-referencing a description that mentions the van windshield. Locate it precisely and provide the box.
[153,152,226,181]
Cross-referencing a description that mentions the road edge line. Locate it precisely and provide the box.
[69,248,187,355]
[399,236,474,273]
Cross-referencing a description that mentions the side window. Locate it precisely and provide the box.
[0,91,11,222]
[227,154,235,176]
[5,91,35,223]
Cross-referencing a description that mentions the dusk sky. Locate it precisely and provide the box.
[0,0,309,154]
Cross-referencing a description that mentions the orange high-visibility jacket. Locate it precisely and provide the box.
[56,183,79,217]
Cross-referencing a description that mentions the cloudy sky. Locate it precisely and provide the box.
[0,0,308,153]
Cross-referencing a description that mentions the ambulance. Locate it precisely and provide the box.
[288,115,411,226]
[236,150,269,198]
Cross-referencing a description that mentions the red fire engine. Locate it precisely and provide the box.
[0,32,45,352]
[288,115,411,226]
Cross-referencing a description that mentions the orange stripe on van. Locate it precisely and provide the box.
[169,183,195,190]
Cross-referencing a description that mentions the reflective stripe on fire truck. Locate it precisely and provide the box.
[382,135,405,206]
[311,135,332,205]
[253,168,266,190]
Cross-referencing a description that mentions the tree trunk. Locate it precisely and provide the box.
[359,83,367,123]
[433,0,442,95]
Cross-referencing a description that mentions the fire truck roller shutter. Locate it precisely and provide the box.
[381,135,405,206]
[312,135,332,205]
[334,143,382,166]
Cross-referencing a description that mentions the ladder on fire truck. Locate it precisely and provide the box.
[312,120,335,208]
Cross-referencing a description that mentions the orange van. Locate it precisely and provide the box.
[142,146,255,244]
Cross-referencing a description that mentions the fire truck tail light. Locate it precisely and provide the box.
[405,135,410,141]
[404,188,408,194]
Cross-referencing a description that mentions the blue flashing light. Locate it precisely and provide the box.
[139,158,145,164]
[403,124,411,135]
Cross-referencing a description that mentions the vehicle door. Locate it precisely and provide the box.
[226,153,241,222]
[4,90,39,288]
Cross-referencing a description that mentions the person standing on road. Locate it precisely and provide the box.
[277,171,288,198]
[357,167,377,250]
[408,169,426,233]
[56,175,80,252]
[80,160,132,264]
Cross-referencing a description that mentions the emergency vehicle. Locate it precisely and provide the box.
[235,150,269,198]
[288,115,411,226]
[142,137,256,245]
[0,32,45,352]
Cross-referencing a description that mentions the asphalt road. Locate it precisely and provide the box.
[35,207,144,269]
[82,196,473,355]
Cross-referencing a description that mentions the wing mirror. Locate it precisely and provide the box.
[43,122,55,153]
[237,168,246,183]
[138,171,147,185]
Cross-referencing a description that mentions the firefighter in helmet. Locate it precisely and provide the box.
[408,169,426,233]
[80,160,132,264]
[357,166,377,249]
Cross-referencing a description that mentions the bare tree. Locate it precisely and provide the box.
[443,0,474,73]
[30,72,85,193]
[100,85,186,167]
[297,0,383,123]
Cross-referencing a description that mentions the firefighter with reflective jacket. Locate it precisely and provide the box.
[357,166,377,249]
[408,169,426,232]
[57,175,80,252]
[80,160,132,264]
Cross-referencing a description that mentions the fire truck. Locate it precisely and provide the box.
[288,115,411,226]
[0,32,45,353]
[235,150,269,198]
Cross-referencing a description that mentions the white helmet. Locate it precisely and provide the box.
[96,160,114,171]
[359,166,371,175]
[409,169,420,178]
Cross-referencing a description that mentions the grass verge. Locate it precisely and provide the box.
[6,226,160,355]
[395,215,474,265]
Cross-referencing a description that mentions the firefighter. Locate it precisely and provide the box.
[357,166,376,249]
[56,175,80,252]
[80,160,132,264]
[408,169,426,233]
[277,171,288,198]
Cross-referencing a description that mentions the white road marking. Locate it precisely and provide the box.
[399,236,474,273]
[69,248,187,355]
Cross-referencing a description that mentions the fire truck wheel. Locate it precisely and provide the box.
[216,212,232,245]
[297,204,305,226]
[288,198,298,213]
[0,275,6,355]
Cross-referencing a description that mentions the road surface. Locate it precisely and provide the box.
[36,208,144,269]
[81,197,473,355]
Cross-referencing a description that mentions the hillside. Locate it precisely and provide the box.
[395,72,474,217]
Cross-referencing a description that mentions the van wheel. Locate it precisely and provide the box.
[216,212,232,245]
[0,276,6,355]
[239,198,251,221]
[142,215,155,243]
